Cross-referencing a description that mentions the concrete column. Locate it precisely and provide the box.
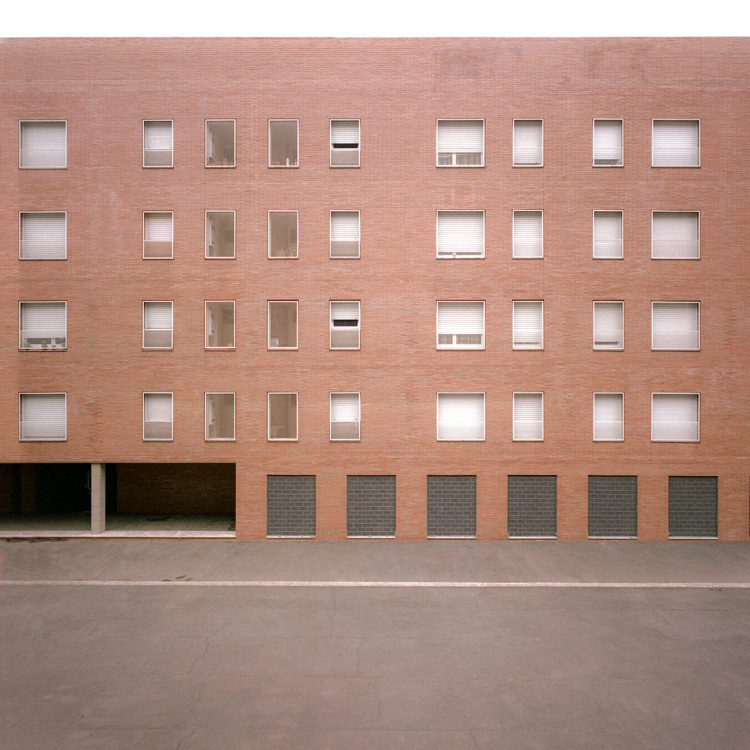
[91,463,106,534]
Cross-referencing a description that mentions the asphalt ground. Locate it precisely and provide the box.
[1,540,749,749]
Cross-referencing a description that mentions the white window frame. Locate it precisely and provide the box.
[651,301,700,351]
[19,301,68,350]
[204,210,236,260]
[512,392,544,441]
[142,210,174,260]
[436,392,486,442]
[651,119,700,168]
[142,119,173,169]
[592,118,624,167]
[651,210,701,260]
[142,300,173,350]
[330,300,361,351]
[267,392,299,441]
[512,118,544,167]
[435,118,485,168]
[268,119,299,168]
[512,210,544,259]
[19,392,67,441]
[329,392,361,441]
[205,119,236,168]
[268,210,299,259]
[330,118,360,168]
[593,392,624,442]
[18,211,68,260]
[204,392,236,441]
[19,120,67,169]
[204,300,235,350]
[329,210,361,259]
[435,210,485,259]
[512,300,544,350]
[436,300,485,350]
[267,300,299,351]
[142,392,174,441]
[592,210,624,260]
[651,393,700,443]
[593,301,624,351]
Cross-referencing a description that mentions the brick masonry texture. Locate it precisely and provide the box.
[347,475,396,536]
[427,475,476,537]
[266,475,316,537]
[508,475,557,537]
[588,475,638,537]
[668,476,718,537]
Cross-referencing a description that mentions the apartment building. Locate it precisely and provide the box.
[1,37,748,540]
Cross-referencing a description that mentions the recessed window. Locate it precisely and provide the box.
[205,392,236,440]
[143,301,173,349]
[330,301,360,349]
[513,392,544,441]
[436,119,484,166]
[593,211,623,259]
[205,301,235,349]
[330,119,360,167]
[143,212,173,259]
[268,301,298,349]
[593,119,623,166]
[205,120,235,167]
[268,211,298,258]
[330,392,360,440]
[19,393,67,441]
[143,120,173,167]
[19,121,66,168]
[19,212,67,260]
[143,392,173,440]
[436,210,484,258]
[652,120,699,167]
[330,211,360,258]
[437,393,485,441]
[652,211,700,259]
[512,301,543,349]
[205,211,235,258]
[593,393,624,441]
[268,393,298,440]
[593,301,624,350]
[19,301,67,350]
[652,393,699,442]
[513,119,543,166]
[513,211,543,258]
[269,119,298,167]
[652,302,700,350]
[436,301,484,349]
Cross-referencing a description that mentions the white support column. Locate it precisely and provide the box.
[91,463,106,534]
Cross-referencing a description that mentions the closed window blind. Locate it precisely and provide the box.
[652,394,699,441]
[437,211,484,257]
[20,212,66,259]
[437,120,484,166]
[594,393,623,441]
[330,120,360,166]
[513,301,543,348]
[652,302,699,350]
[513,211,543,258]
[513,393,543,440]
[143,393,173,440]
[437,301,484,348]
[20,302,66,348]
[593,211,623,258]
[20,393,66,440]
[513,120,543,165]
[330,392,360,440]
[652,212,699,259]
[593,302,624,349]
[144,212,173,258]
[437,393,485,441]
[593,120,623,165]
[330,301,360,349]
[20,121,66,168]
[143,301,173,348]
[652,120,699,167]
[143,120,173,166]
[330,211,360,257]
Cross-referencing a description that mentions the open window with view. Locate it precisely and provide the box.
[205,211,235,258]
[436,119,484,166]
[268,301,298,349]
[269,119,298,167]
[268,211,298,258]
[205,120,235,167]
[205,301,235,349]
[268,393,298,440]
[205,392,236,441]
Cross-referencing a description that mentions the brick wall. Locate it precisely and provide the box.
[427,475,476,537]
[668,476,718,537]
[347,475,396,537]
[266,474,316,537]
[588,475,638,537]
[508,475,557,537]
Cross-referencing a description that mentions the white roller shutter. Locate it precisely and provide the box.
[331,120,359,144]
[593,120,623,164]
[593,211,623,258]
[437,393,485,441]
[331,393,359,422]
[513,211,543,258]
[513,393,543,440]
[513,120,543,165]
[20,393,66,440]
[652,212,699,258]
[144,120,172,149]
[144,301,172,330]
[652,120,699,167]
[513,301,543,347]
[21,302,66,342]
[594,393,623,441]
[21,213,66,259]
[331,212,360,242]
[437,302,484,334]
[593,302,623,348]
[437,120,483,153]
[331,301,359,321]
[652,302,699,349]
[437,211,484,257]
[20,122,66,167]
[144,213,173,241]
[144,393,172,422]
[652,394,698,441]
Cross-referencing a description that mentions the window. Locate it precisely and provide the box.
[652,302,700,350]
[513,393,544,441]
[143,212,173,259]
[651,393,699,442]
[593,211,623,259]
[268,301,298,349]
[143,301,173,349]
[513,210,543,258]
[268,211,298,258]
[436,210,484,258]
[436,301,484,349]
[143,392,173,440]
[205,120,235,167]
[205,392,235,440]
[330,119,360,167]
[19,302,67,350]
[268,393,298,440]
[513,119,543,166]
[143,120,173,167]
[330,301,360,349]
[437,393,485,441]
[652,211,700,259]
[593,301,624,350]
[19,393,67,441]
[330,211,360,258]
[205,301,235,349]
[652,120,699,167]
[19,121,66,168]
[593,393,624,441]
[512,301,543,349]
[269,119,298,167]
[330,392,360,440]
[205,211,235,258]
[19,212,66,260]
[593,119,623,166]
[436,119,484,166]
